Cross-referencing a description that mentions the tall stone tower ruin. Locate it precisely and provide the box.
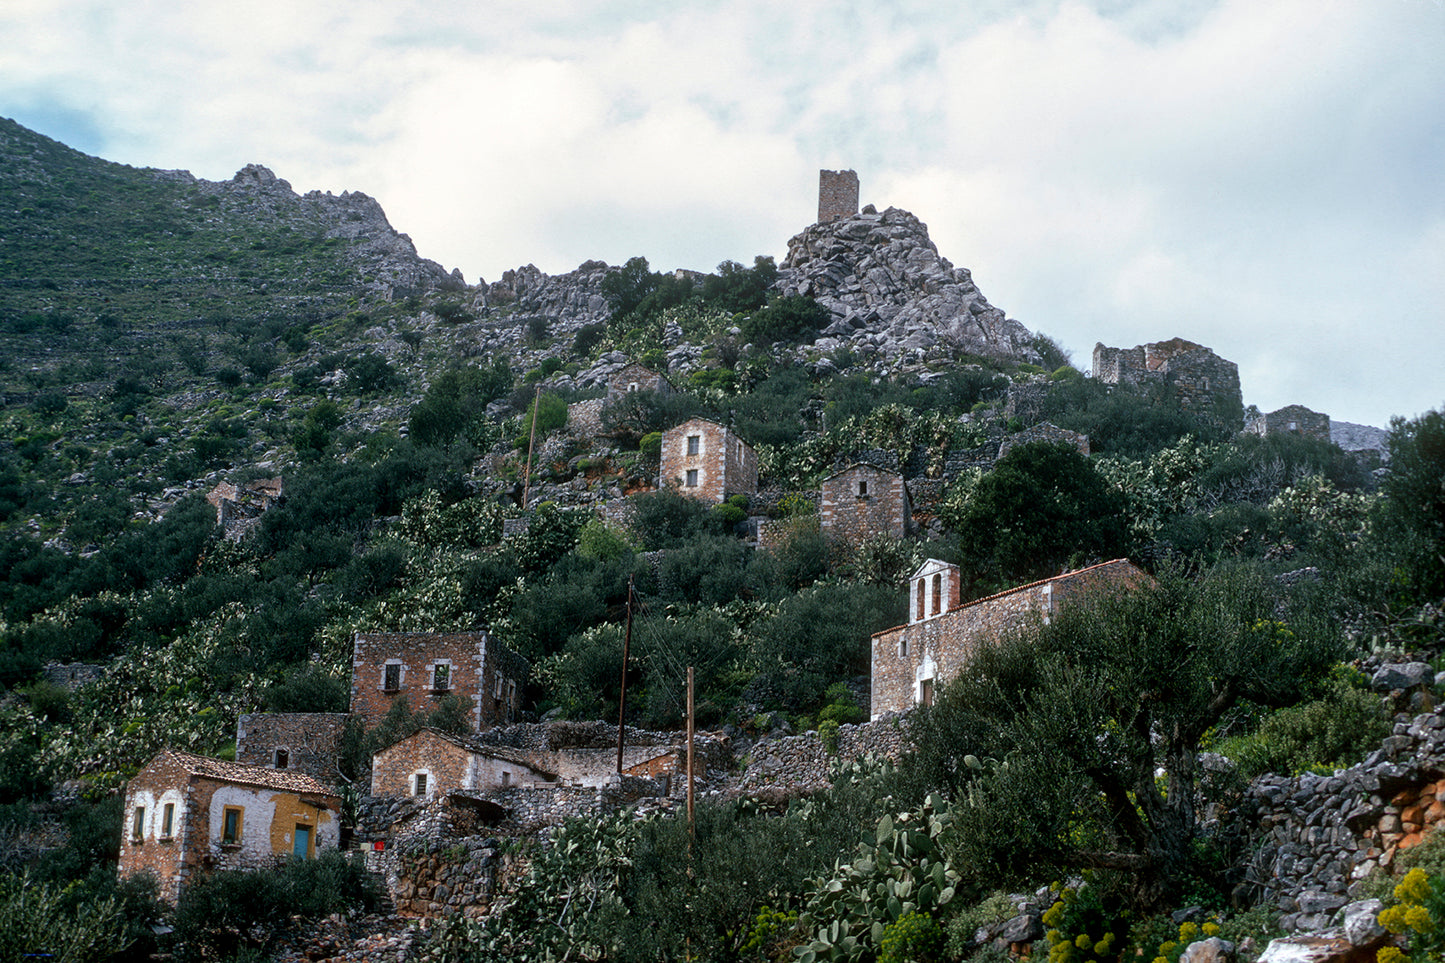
[818,169,859,223]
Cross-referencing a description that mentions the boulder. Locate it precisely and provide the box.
[1180,937,1236,963]
[1372,663,1433,691]
[1339,900,1385,947]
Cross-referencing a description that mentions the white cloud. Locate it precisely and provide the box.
[0,0,1440,425]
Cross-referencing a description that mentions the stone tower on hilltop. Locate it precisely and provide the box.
[818,169,859,223]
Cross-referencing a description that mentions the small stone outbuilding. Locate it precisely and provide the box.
[350,632,528,732]
[870,558,1149,719]
[659,418,758,503]
[119,750,340,903]
[206,477,284,539]
[371,728,557,798]
[819,463,911,544]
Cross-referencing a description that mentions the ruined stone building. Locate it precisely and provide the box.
[1092,338,1243,426]
[119,750,340,903]
[206,477,284,539]
[350,632,529,732]
[371,728,557,798]
[818,169,860,223]
[659,418,758,503]
[235,712,350,784]
[870,558,1148,719]
[819,463,911,543]
[1246,404,1331,444]
[605,362,673,404]
[997,422,1091,459]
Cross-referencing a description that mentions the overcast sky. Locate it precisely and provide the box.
[2,0,1440,428]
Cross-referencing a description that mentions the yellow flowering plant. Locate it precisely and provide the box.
[1377,867,1445,963]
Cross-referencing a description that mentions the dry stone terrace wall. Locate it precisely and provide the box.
[1247,706,1445,932]
[738,718,909,796]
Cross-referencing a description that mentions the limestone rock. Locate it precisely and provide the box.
[1180,937,1236,963]
[1340,900,1385,947]
[776,207,1041,366]
[1372,662,1433,691]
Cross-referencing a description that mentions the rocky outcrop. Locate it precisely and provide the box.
[776,207,1041,365]
[1331,422,1390,462]
[482,260,613,329]
[155,163,464,297]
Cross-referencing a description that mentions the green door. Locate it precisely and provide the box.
[293,824,311,859]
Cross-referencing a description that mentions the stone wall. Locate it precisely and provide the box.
[1247,703,1445,932]
[818,169,860,223]
[390,836,518,918]
[235,712,349,783]
[40,661,104,690]
[998,422,1090,459]
[566,397,605,439]
[738,718,910,797]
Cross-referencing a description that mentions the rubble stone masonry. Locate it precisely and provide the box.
[351,632,528,732]
[1247,404,1331,444]
[818,169,860,223]
[659,418,758,503]
[820,463,911,544]
[235,712,350,783]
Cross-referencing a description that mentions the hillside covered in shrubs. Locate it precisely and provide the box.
[1,116,1443,961]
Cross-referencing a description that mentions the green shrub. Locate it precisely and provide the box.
[879,910,946,963]
[1213,673,1390,779]
[0,872,133,963]
[818,719,840,755]
[169,850,382,961]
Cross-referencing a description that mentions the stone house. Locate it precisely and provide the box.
[371,728,557,798]
[659,418,758,503]
[350,632,528,732]
[870,558,1149,719]
[1092,338,1243,425]
[997,422,1091,459]
[235,712,350,784]
[819,463,911,544]
[118,750,340,903]
[1246,404,1331,444]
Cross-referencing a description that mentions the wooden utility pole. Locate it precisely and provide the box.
[686,666,695,836]
[521,384,541,511]
[615,574,634,775]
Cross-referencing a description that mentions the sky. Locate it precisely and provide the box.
[1,0,1441,429]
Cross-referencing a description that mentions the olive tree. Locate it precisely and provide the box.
[902,562,1344,910]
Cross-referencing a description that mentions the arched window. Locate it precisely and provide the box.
[916,579,926,620]
[931,573,942,615]
[274,748,289,769]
